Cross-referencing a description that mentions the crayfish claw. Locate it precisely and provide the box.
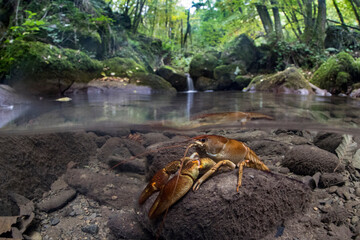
[149,174,194,219]
[139,160,181,204]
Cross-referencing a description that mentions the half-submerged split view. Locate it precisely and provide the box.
[1,0,360,239]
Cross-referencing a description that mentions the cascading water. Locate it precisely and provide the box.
[185,73,197,93]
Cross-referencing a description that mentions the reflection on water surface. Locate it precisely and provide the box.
[1,91,360,134]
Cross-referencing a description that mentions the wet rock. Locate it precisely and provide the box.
[0,131,97,215]
[321,205,349,225]
[355,188,360,197]
[86,132,109,148]
[97,137,146,174]
[137,169,311,240]
[81,224,99,235]
[142,132,170,147]
[328,186,338,194]
[247,140,290,156]
[312,172,321,188]
[37,189,77,213]
[195,76,218,91]
[108,209,151,239]
[50,218,60,226]
[313,132,343,154]
[319,173,345,188]
[64,169,144,209]
[302,176,316,190]
[279,167,290,174]
[282,145,344,176]
[327,223,353,240]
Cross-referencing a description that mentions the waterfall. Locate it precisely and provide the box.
[186,74,196,93]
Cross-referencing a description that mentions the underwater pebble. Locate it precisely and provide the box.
[328,186,338,193]
[50,218,60,226]
[352,216,359,225]
[81,224,99,235]
[355,188,360,197]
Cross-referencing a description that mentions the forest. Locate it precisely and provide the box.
[0,0,360,96]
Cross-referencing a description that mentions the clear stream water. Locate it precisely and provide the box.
[1,91,360,135]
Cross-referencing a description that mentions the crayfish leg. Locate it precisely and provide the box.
[193,159,236,191]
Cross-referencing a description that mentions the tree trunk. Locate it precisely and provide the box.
[180,18,184,48]
[255,3,273,35]
[302,0,314,43]
[271,0,283,40]
[314,0,326,48]
[348,0,360,27]
[332,0,344,25]
[183,9,191,49]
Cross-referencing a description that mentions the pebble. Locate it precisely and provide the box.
[279,167,290,174]
[328,186,338,193]
[352,216,360,225]
[50,218,60,226]
[356,188,360,197]
[81,224,99,235]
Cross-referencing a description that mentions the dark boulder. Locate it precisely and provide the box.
[221,34,260,71]
[282,145,344,176]
[137,169,311,240]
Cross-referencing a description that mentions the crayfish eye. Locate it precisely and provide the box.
[200,138,206,143]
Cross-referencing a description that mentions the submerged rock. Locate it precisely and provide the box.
[0,132,97,216]
[137,169,311,240]
[282,145,344,176]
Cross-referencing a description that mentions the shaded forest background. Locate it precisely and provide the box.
[0,0,359,96]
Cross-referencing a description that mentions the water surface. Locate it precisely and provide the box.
[1,91,359,135]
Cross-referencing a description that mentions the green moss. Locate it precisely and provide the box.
[189,52,219,78]
[130,73,176,93]
[247,67,311,91]
[0,40,102,94]
[103,57,146,77]
[311,52,358,93]
[234,75,252,90]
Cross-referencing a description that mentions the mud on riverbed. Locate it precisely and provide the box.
[0,128,359,240]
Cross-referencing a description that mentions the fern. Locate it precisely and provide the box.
[334,134,358,171]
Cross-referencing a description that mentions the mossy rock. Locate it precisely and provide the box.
[103,57,146,78]
[156,66,187,91]
[195,76,218,91]
[0,41,102,96]
[189,52,219,79]
[129,73,176,93]
[311,52,360,93]
[214,63,247,90]
[234,75,253,90]
[246,67,312,93]
[221,34,260,70]
[156,65,176,80]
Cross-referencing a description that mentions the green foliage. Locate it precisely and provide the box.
[7,10,47,41]
[270,40,328,71]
